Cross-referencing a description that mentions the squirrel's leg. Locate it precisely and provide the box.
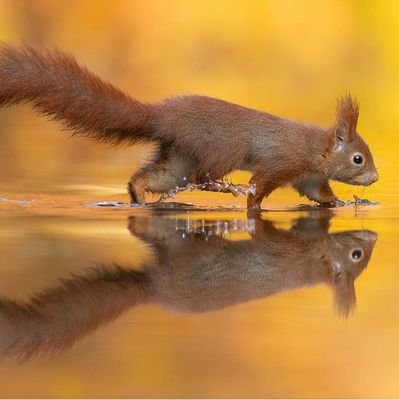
[292,175,342,206]
[247,174,283,210]
[290,211,332,236]
[127,169,148,203]
[127,150,193,204]
[127,215,178,250]
[246,214,281,239]
[247,190,265,210]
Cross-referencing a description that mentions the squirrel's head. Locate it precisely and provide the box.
[327,95,378,186]
[329,229,378,317]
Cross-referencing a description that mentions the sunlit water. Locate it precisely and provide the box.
[0,181,397,399]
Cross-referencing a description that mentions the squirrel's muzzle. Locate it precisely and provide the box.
[366,171,379,185]
[353,170,379,186]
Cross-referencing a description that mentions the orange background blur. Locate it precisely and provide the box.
[0,0,396,202]
[1,2,399,397]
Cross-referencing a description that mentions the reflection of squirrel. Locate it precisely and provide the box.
[0,44,378,208]
[126,213,376,317]
[0,212,377,359]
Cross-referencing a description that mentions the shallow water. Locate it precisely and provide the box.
[0,184,397,398]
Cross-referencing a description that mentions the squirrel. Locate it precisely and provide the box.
[0,44,378,209]
[0,212,377,359]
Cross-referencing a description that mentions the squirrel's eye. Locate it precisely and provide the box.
[353,154,363,165]
[351,249,362,260]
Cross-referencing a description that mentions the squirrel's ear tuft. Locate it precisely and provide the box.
[333,271,357,319]
[334,94,359,143]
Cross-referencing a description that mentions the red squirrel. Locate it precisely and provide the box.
[0,44,378,208]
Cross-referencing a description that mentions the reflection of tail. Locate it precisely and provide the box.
[0,44,156,145]
[0,214,377,359]
[0,266,150,360]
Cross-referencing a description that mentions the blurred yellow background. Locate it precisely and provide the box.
[1,2,399,397]
[0,0,396,202]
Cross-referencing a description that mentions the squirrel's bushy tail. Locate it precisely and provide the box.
[0,43,155,145]
[0,265,150,360]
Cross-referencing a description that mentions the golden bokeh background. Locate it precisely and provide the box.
[0,0,397,202]
[1,1,399,398]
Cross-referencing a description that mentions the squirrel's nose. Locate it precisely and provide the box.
[371,171,379,183]
[363,171,379,186]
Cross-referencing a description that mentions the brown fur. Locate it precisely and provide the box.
[0,213,377,359]
[0,44,378,208]
[336,94,359,136]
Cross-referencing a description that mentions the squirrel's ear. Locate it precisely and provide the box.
[334,95,359,149]
[332,262,356,318]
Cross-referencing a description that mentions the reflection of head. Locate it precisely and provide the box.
[329,230,378,318]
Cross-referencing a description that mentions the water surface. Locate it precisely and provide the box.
[0,185,397,398]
